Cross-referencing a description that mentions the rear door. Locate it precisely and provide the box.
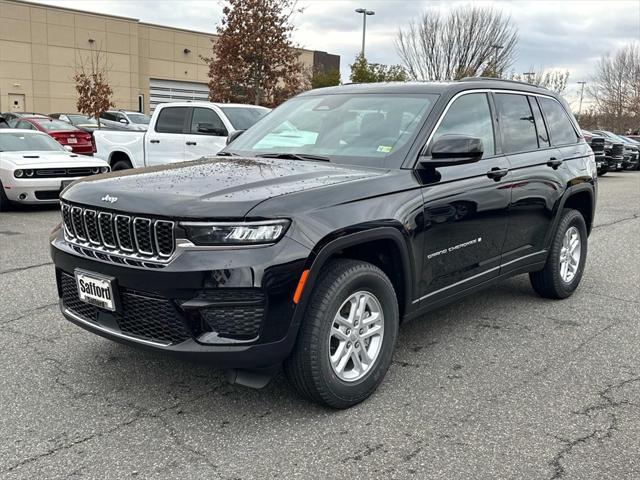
[417,92,511,304]
[183,107,229,159]
[144,106,188,166]
[495,92,564,271]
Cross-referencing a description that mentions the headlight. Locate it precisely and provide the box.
[91,167,100,174]
[100,166,110,173]
[25,169,34,177]
[14,169,23,178]
[181,220,290,245]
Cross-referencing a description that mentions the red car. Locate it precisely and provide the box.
[12,117,94,155]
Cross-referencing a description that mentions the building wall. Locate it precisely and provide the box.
[0,0,339,115]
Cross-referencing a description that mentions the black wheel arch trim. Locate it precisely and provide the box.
[291,225,415,329]
[544,181,595,250]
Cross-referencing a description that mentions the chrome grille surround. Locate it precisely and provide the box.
[61,202,176,266]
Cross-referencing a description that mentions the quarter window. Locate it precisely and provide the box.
[538,97,578,146]
[16,121,35,130]
[155,107,188,134]
[495,93,539,154]
[431,93,495,157]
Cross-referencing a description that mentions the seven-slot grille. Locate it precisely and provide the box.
[61,203,175,262]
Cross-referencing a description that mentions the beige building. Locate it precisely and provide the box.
[0,0,339,115]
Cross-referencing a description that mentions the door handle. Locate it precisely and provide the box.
[547,157,563,169]
[149,139,160,144]
[486,167,508,181]
[186,141,197,146]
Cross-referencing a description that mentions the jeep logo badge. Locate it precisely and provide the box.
[101,194,118,204]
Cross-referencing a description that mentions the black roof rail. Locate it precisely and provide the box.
[459,77,549,90]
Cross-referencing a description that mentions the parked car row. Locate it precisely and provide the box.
[582,129,640,174]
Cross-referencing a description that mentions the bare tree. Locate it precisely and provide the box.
[73,45,114,128]
[512,69,570,93]
[395,5,518,81]
[588,43,640,132]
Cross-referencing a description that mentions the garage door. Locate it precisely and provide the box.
[149,79,210,113]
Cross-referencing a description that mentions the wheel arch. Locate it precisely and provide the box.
[291,226,414,328]
[545,183,595,250]
[109,150,133,169]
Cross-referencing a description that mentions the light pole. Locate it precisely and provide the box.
[355,8,375,57]
[577,81,587,117]
[491,44,503,77]
[523,72,535,83]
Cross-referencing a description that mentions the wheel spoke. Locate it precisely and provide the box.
[359,345,372,364]
[331,327,349,342]
[360,324,382,340]
[332,344,352,373]
[362,310,380,326]
[351,349,364,374]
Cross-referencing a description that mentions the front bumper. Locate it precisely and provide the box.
[4,177,76,203]
[51,231,310,368]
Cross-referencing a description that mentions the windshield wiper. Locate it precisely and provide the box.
[256,152,331,162]
[216,151,239,156]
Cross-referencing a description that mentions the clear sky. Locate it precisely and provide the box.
[28,0,640,108]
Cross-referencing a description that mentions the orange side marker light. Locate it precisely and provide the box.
[293,269,310,304]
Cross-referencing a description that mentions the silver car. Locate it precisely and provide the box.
[0,129,109,211]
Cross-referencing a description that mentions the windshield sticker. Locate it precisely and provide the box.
[377,145,392,153]
[427,237,482,260]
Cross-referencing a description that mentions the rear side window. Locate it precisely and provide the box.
[495,93,538,154]
[538,97,578,146]
[101,112,115,121]
[155,107,188,134]
[431,93,495,157]
[529,96,550,147]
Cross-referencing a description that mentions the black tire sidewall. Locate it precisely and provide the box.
[308,263,398,405]
[112,160,132,171]
[549,210,588,297]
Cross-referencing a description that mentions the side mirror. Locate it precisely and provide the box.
[226,129,245,145]
[119,118,128,124]
[197,122,227,136]
[420,134,484,168]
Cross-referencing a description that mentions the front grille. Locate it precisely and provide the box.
[60,272,191,345]
[196,289,266,339]
[34,190,60,200]
[589,138,605,155]
[612,144,624,157]
[35,168,98,178]
[61,202,175,264]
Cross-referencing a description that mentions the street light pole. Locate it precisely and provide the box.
[355,8,375,57]
[577,81,587,117]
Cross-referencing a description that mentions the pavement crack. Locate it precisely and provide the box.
[0,302,58,327]
[0,261,54,275]
[592,213,639,231]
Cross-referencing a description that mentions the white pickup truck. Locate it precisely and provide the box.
[94,101,269,170]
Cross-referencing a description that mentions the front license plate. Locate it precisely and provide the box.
[67,137,77,144]
[75,270,117,311]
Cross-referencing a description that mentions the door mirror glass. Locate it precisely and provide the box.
[420,134,483,168]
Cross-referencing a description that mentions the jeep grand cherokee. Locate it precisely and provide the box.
[51,79,597,408]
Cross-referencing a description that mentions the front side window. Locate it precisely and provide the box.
[225,93,438,167]
[190,108,227,136]
[538,97,578,146]
[155,107,188,134]
[220,107,269,131]
[495,93,539,154]
[101,112,115,121]
[430,93,495,157]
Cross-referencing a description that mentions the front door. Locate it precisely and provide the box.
[184,107,228,160]
[417,92,510,305]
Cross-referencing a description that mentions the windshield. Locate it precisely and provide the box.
[32,119,78,131]
[220,106,270,131]
[67,115,98,125]
[126,113,150,125]
[225,93,438,167]
[0,132,65,152]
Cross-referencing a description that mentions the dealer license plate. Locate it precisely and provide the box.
[75,270,116,311]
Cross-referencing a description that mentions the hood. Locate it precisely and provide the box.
[1,151,107,167]
[61,156,386,219]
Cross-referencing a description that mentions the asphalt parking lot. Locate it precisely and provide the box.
[1,172,639,479]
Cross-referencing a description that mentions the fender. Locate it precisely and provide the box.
[290,226,415,329]
[543,181,595,250]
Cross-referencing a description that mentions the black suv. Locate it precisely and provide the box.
[51,79,597,408]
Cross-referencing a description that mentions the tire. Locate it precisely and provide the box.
[0,179,12,212]
[599,169,607,176]
[530,208,587,299]
[284,259,399,409]
[111,159,132,171]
